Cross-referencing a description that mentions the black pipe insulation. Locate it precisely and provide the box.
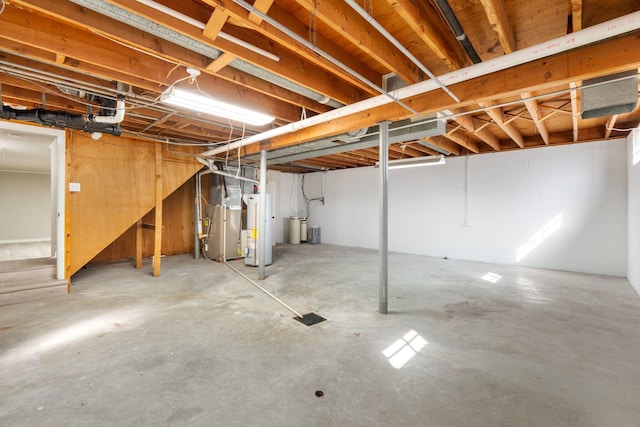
[1,105,122,136]
[434,0,482,64]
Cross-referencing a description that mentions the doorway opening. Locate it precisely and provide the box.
[0,122,65,280]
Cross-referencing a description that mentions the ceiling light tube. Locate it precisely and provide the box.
[136,0,280,62]
[375,155,446,170]
[161,87,274,126]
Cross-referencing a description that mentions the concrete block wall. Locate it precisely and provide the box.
[293,139,628,276]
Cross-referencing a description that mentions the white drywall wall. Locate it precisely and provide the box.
[292,140,627,276]
[0,171,51,242]
[267,170,305,243]
[628,129,640,294]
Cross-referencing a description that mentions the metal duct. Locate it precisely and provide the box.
[261,116,447,165]
[68,0,344,109]
[580,70,639,119]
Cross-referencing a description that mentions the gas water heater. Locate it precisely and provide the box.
[244,194,273,266]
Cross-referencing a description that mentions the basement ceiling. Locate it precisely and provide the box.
[0,0,639,172]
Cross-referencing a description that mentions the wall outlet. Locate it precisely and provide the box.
[69,182,81,192]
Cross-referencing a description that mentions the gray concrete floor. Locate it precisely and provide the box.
[1,244,639,426]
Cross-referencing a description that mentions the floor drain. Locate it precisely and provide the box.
[315,390,324,398]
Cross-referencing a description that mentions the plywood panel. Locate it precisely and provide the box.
[90,177,199,262]
[67,132,202,276]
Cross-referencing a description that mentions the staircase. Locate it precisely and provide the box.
[0,258,67,306]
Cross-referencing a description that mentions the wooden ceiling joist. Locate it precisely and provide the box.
[1,0,639,173]
[570,82,580,142]
[200,0,381,95]
[202,8,229,40]
[449,108,501,151]
[478,0,517,54]
[522,92,550,145]
[421,137,461,156]
[291,0,422,84]
[255,31,640,155]
[385,0,469,70]
[108,0,368,106]
[477,102,524,147]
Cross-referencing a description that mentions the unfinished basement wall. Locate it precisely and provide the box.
[298,139,627,276]
[66,131,203,277]
[628,129,640,294]
[90,176,199,263]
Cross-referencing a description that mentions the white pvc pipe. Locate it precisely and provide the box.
[199,11,640,158]
[93,98,125,124]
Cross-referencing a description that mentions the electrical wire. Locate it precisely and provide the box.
[606,126,639,132]
[301,173,325,219]
[0,0,5,15]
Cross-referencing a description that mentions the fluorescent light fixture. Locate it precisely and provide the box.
[161,87,275,126]
[375,155,445,169]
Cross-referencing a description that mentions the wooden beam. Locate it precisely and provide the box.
[480,102,525,147]
[153,143,163,277]
[450,108,501,151]
[407,142,439,156]
[389,143,426,158]
[255,32,640,154]
[478,0,517,53]
[0,4,311,120]
[522,92,550,144]
[570,82,579,142]
[65,131,72,291]
[205,53,237,73]
[136,219,143,269]
[109,0,367,105]
[385,0,468,70]
[605,115,618,139]
[200,0,381,95]
[202,8,229,41]
[248,0,275,24]
[446,130,481,153]
[421,137,461,156]
[572,0,583,32]
[290,0,422,83]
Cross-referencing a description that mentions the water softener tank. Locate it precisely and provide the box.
[300,218,308,242]
[288,216,301,244]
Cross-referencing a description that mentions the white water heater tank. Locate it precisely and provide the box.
[245,194,273,266]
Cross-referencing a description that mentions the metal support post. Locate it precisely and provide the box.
[379,121,390,314]
[258,149,267,279]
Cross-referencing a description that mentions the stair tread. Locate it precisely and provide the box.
[0,285,67,306]
[0,258,56,273]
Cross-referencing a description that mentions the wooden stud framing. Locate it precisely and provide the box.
[153,143,163,277]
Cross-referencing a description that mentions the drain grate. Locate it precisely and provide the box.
[294,313,326,326]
